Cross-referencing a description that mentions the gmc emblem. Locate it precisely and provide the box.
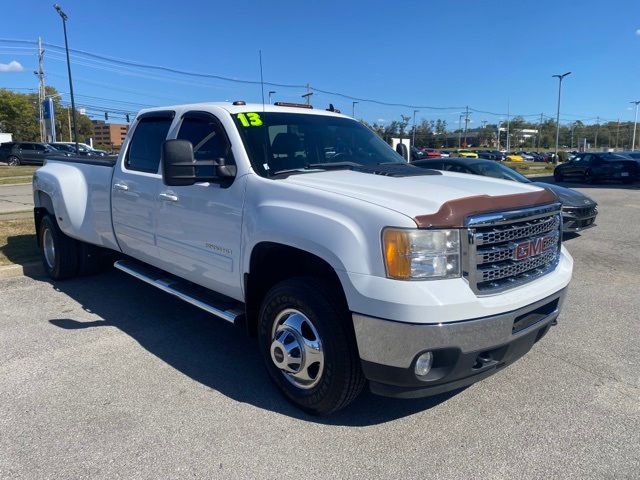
[513,236,551,261]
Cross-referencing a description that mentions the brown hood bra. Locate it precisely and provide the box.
[414,188,558,228]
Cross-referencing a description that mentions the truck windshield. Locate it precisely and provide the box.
[232,112,404,177]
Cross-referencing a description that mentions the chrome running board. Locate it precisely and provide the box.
[114,259,243,324]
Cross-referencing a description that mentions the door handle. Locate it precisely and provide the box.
[113,182,129,191]
[159,192,179,202]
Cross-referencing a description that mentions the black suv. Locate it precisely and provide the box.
[0,142,63,166]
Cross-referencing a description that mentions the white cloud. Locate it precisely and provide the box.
[0,60,24,72]
[636,29,640,36]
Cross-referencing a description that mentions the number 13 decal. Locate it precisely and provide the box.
[237,112,263,127]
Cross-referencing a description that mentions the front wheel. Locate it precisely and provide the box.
[7,155,20,166]
[39,214,79,280]
[554,170,563,182]
[258,277,365,415]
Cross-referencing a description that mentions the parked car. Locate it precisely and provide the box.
[517,151,535,161]
[49,142,108,157]
[410,146,425,161]
[420,148,441,158]
[0,142,64,166]
[477,149,505,161]
[412,157,598,232]
[453,149,478,158]
[554,152,638,183]
[32,101,572,415]
[506,153,524,162]
[439,149,452,157]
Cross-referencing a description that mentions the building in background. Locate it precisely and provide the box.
[91,120,128,149]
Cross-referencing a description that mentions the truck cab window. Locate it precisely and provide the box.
[126,117,173,173]
[177,114,234,178]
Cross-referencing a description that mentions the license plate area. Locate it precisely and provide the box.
[512,298,559,334]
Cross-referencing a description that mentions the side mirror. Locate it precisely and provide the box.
[161,139,236,187]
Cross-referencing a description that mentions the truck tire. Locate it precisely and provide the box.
[258,277,365,415]
[39,214,79,280]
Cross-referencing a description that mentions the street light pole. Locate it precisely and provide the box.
[54,4,79,154]
[552,71,571,163]
[631,100,640,151]
[412,109,418,146]
[352,101,358,118]
[268,90,275,104]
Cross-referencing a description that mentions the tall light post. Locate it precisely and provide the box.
[352,101,358,118]
[412,109,418,146]
[268,90,275,104]
[552,71,571,162]
[54,4,79,154]
[631,100,640,151]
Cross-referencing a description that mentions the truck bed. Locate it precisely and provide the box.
[33,156,120,251]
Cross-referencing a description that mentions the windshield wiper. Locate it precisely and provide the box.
[270,161,359,177]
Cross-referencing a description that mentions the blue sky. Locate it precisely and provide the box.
[1,0,639,128]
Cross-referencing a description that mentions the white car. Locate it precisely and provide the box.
[32,102,572,414]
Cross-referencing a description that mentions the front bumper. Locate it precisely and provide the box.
[353,288,566,398]
[562,206,597,232]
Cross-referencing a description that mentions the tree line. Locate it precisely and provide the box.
[363,115,638,150]
[0,87,94,142]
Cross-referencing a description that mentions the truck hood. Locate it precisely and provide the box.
[284,169,549,219]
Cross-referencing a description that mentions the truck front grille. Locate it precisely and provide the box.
[463,203,562,294]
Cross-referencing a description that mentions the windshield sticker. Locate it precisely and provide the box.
[237,112,263,127]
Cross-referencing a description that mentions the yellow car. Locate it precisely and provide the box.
[455,150,479,158]
[506,153,524,162]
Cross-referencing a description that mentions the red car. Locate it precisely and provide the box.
[420,148,441,158]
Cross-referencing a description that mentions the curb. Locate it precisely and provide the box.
[0,262,44,280]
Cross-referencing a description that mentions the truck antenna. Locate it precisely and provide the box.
[259,50,265,112]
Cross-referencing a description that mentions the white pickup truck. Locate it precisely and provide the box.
[33,102,573,415]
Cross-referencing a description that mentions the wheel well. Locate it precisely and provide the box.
[34,191,55,247]
[244,242,348,336]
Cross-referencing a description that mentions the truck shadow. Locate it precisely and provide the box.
[45,269,459,426]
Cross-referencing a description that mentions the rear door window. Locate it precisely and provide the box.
[126,117,173,173]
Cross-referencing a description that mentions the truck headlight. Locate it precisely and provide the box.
[382,228,461,280]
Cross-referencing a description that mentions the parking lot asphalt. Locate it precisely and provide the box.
[0,178,639,479]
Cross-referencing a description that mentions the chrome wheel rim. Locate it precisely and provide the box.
[270,308,324,390]
[8,156,18,166]
[43,227,55,269]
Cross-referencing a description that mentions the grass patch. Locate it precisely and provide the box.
[0,166,37,185]
[0,217,39,266]
[504,162,555,175]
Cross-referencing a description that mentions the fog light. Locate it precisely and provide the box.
[415,352,433,378]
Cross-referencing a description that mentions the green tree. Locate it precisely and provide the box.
[0,88,40,141]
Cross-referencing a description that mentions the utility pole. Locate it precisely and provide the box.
[570,123,574,149]
[506,100,511,153]
[412,110,418,146]
[35,36,46,142]
[458,114,464,148]
[594,116,600,150]
[552,71,571,163]
[537,113,543,149]
[463,106,470,147]
[67,108,72,142]
[301,83,313,105]
[616,118,620,150]
[631,100,640,151]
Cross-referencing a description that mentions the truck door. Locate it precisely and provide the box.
[154,110,245,301]
[111,111,174,265]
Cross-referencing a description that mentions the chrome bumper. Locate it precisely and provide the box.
[353,288,566,370]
